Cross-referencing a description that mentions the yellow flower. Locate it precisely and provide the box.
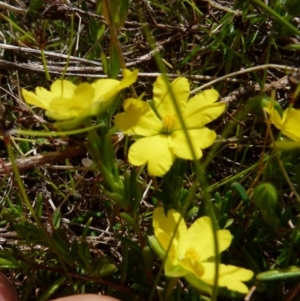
[264,102,300,141]
[115,76,225,176]
[152,207,254,294]
[22,69,138,120]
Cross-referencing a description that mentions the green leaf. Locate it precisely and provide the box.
[37,276,67,301]
[221,191,233,215]
[97,24,106,40]
[52,208,61,229]
[148,236,165,260]
[0,257,23,269]
[89,17,99,39]
[123,169,143,216]
[102,0,130,30]
[252,183,281,229]
[77,243,91,270]
[142,246,154,270]
[82,217,93,239]
[101,51,109,75]
[116,0,130,29]
[257,266,300,281]
[94,257,116,277]
[214,192,222,204]
[232,182,249,202]
[252,183,278,210]
[119,212,140,233]
[109,46,121,78]
[246,95,282,118]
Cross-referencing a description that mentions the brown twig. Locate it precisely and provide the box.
[0,146,86,175]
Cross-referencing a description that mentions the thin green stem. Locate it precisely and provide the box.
[207,156,269,192]
[41,48,50,80]
[164,277,179,301]
[13,123,103,137]
[102,0,137,97]
[0,13,36,43]
[102,0,126,69]
[143,21,220,301]
[6,141,43,227]
[62,13,74,79]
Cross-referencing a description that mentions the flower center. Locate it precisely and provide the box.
[181,247,204,277]
[162,113,177,134]
[185,247,201,263]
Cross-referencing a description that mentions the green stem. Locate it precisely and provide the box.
[164,277,178,301]
[102,0,126,69]
[62,13,74,79]
[143,22,220,301]
[207,156,269,192]
[14,123,103,137]
[6,141,43,227]
[0,13,36,43]
[84,120,124,205]
[41,48,50,80]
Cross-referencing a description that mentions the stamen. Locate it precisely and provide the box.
[185,247,201,262]
[162,113,177,134]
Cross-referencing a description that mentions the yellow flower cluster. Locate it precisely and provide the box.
[23,72,225,176]
[22,71,254,295]
[115,76,225,176]
[264,102,300,141]
[152,207,254,294]
[22,69,138,120]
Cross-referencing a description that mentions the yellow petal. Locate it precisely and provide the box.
[48,80,77,98]
[46,110,73,120]
[171,128,217,160]
[22,71,137,121]
[201,263,254,294]
[23,80,79,120]
[153,207,187,261]
[114,98,161,136]
[153,76,190,117]
[24,80,76,107]
[164,258,188,277]
[121,68,139,88]
[35,86,55,102]
[264,102,283,130]
[50,83,95,118]
[92,69,138,103]
[184,90,225,129]
[22,88,50,110]
[179,216,232,262]
[265,103,300,142]
[128,135,174,176]
[192,89,220,104]
[281,108,300,141]
[92,79,120,102]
